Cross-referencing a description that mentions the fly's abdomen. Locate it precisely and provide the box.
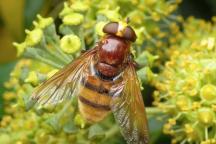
[78,75,113,123]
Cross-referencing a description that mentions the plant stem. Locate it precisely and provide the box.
[146,107,163,115]
[79,26,86,50]
[44,47,68,65]
[47,37,72,63]
[32,55,63,69]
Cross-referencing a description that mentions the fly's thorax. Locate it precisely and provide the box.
[98,35,130,66]
[96,35,130,77]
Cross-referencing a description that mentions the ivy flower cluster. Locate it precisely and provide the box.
[154,17,216,144]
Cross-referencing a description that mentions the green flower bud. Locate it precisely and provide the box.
[151,12,160,21]
[71,1,89,12]
[0,134,10,144]
[13,42,27,56]
[134,27,145,45]
[33,15,54,29]
[25,28,43,46]
[176,95,191,111]
[183,77,199,97]
[95,21,107,36]
[25,71,39,85]
[36,132,50,143]
[60,34,81,54]
[200,84,216,101]
[184,124,197,140]
[62,13,84,26]
[59,2,73,18]
[98,7,121,21]
[197,108,215,126]
[24,118,36,130]
[200,37,215,51]
[3,92,16,101]
[127,10,144,25]
[74,114,86,128]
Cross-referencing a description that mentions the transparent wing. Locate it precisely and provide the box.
[110,62,149,144]
[31,49,96,106]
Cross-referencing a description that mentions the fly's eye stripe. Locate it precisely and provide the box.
[103,22,137,42]
[116,21,128,37]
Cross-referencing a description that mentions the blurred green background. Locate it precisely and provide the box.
[0,0,216,121]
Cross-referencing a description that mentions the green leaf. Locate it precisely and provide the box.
[0,61,16,118]
[63,121,79,134]
[24,0,44,28]
[88,124,105,140]
[46,115,61,132]
[136,51,158,67]
[137,67,155,83]
[149,116,170,144]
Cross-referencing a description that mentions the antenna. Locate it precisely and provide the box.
[126,17,130,24]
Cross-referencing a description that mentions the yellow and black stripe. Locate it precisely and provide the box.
[78,73,115,123]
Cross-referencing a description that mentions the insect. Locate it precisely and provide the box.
[31,21,149,144]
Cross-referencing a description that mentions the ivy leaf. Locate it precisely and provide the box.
[24,0,44,28]
[88,124,105,140]
[137,67,155,83]
[0,62,16,118]
[136,51,158,67]
[46,115,61,132]
[149,116,170,144]
[63,121,79,134]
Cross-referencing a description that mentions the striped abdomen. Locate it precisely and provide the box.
[78,70,118,123]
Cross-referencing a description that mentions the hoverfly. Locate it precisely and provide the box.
[31,21,149,144]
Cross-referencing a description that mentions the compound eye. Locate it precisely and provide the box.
[103,22,137,42]
[103,22,118,35]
